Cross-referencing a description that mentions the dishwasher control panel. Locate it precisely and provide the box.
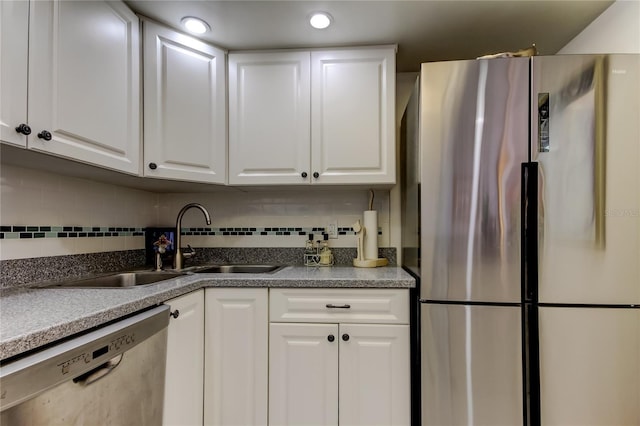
[56,330,138,376]
[0,306,169,411]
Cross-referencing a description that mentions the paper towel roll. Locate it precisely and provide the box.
[363,210,378,260]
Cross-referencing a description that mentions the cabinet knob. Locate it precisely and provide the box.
[301,172,308,178]
[313,172,320,179]
[15,123,31,136]
[170,309,180,319]
[342,333,350,341]
[148,162,158,170]
[327,334,335,342]
[37,130,52,141]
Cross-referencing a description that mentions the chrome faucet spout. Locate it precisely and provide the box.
[174,203,211,270]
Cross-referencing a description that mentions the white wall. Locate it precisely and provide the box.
[0,164,157,260]
[158,189,389,250]
[0,164,391,260]
[558,0,640,54]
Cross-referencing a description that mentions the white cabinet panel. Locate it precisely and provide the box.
[205,288,268,426]
[229,51,311,184]
[163,290,204,426]
[143,20,226,183]
[269,288,410,426]
[311,47,396,184]
[339,324,410,426]
[28,0,140,174]
[228,46,396,186]
[0,1,29,148]
[269,323,339,426]
[539,307,640,426]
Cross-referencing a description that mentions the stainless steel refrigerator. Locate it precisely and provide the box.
[401,54,640,426]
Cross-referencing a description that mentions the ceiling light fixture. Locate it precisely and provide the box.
[309,12,332,29]
[181,16,210,34]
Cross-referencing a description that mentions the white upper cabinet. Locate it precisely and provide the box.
[0,1,29,148]
[229,46,396,186]
[311,47,396,185]
[143,20,227,184]
[27,0,141,174]
[229,51,311,185]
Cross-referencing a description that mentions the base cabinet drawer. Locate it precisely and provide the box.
[270,288,409,324]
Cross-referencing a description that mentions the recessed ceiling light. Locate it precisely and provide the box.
[309,12,332,29]
[181,16,210,34]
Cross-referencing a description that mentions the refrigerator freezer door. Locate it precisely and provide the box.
[539,306,640,425]
[421,303,523,426]
[420,58,529,302]
[532,54,640,304]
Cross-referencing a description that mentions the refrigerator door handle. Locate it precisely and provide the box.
[521,162,539,304]
[521,162,541,426]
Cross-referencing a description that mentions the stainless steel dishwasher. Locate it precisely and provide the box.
[0,305,170,425]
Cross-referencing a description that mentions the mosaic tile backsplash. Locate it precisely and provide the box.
[0,225,380,240]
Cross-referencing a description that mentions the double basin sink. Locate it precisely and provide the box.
[42,265,283,289]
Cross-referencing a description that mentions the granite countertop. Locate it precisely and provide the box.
[0,266,415,361]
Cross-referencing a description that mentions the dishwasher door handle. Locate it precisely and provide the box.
[73,354,123,386]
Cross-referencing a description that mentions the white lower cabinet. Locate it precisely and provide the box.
[339,324,410,426]
[163,287,409,426]
[269,289,410,426]
[204,288,269,426]
[269,323,340,425]
[163,290,205,426]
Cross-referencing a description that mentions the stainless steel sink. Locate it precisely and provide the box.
[186,264,283,274]
[42,271,186,289]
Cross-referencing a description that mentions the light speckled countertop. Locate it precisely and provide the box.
[0,266,414,361]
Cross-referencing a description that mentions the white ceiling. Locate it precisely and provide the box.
[125,0,614,72]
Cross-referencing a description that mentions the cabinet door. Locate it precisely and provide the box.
[163,290,205,426]
[28,0,141,174]
[311,47,396,185]
[339,324,410,426]
[269,323,339,426]
[204,288,268,426]
[0,1,29,147]
[143,20,226,184]
[228,51,311,185]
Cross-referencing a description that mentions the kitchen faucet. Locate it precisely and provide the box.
[174,203,211,270]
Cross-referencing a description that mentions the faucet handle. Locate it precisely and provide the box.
[182,244,196,259]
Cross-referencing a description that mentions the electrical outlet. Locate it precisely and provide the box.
[327,219,338,239]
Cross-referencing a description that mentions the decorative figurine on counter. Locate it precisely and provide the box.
[153,234,173,270]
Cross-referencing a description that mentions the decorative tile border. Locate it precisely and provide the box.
[0,226,144,239]
[179,226,377,236]
[0,226,381,239]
